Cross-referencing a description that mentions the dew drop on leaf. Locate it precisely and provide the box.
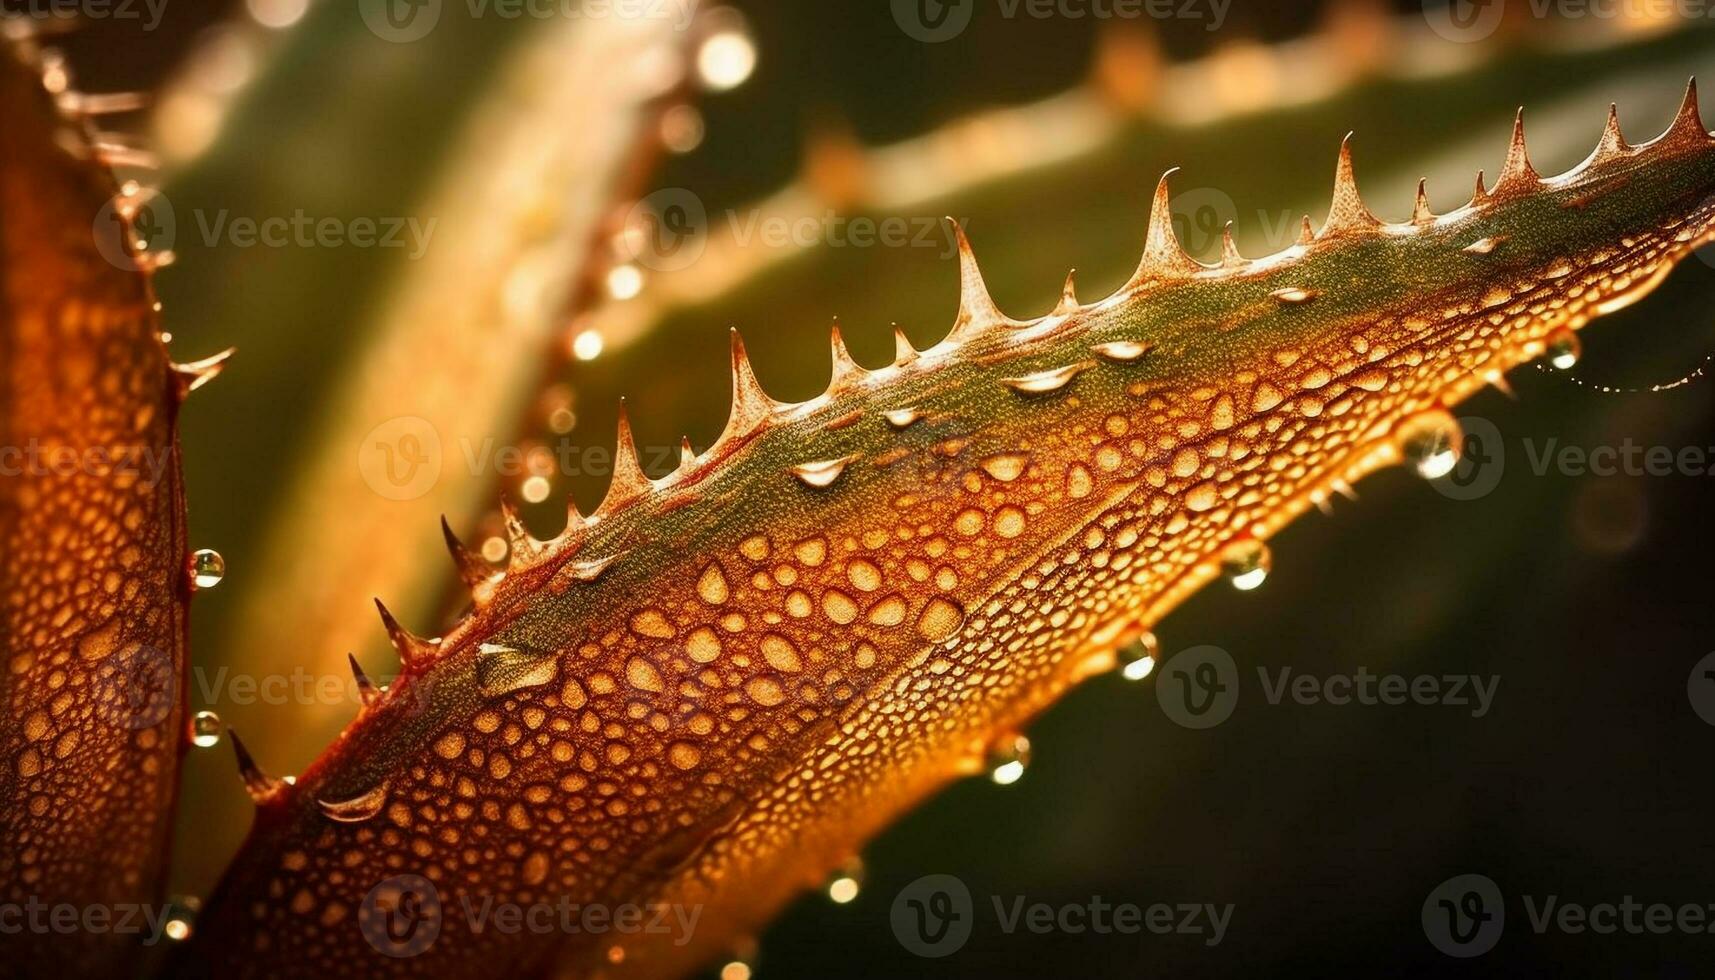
[475,644,560,698]
[1393,410,1463,480]
[189,710,222,748]
[1546,328,1583,370]
[987,734,1030,786]
[1221,539,1272,591]
[190,549,225,589]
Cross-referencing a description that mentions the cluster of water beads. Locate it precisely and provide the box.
[189,710,223,748]
[189,548,225,589]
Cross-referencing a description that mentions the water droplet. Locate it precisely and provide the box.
[162,897,199,941]
[1001,361,1090,395]
[1066,463,1094,499]
[1220,539,1271,591]
[475,644,560,698]
[1462,236,1503,255]
[719,946,758,980]
[480,536,509,563]
[1394,410,1463,480]
[1119,632,1160,681]
[760,634,802,672]
[317,780,389,823]
[190,549,225,589]
[1269,286,1317,304]
[883,407,923,429]
[979,453,1029,483]
[917,597,967,643]
[697,563,730,605]
[987,734,1030,786]
[826,857,865,904]
[190,710,222,748]
[1090,340,1152,363]
[563,552,622,583]
[1546,329,1582,370]
[791,455,857,488]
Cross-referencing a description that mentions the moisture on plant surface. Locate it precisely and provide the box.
[5,2,1715,978]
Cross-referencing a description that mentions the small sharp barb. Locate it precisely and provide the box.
[600,400,652,514]
[229,730,283,803]
[892,326,918,367]
[374,598,435,664]
[170,347,235,397]
[1053,270,1079,315]
[827,321,865,390]
[441,516,497,591]
[1129,168,1201,285]
[1322,133,1380,236]
[1412,178,1434,224]
[1666,76,1707,145]
[348,653,381,708]
[720,329,776,446]
[949,220,1009,334]
[1495,108,1539,197]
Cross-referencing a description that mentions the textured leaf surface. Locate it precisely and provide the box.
[175,72,1715,980]
[0,46,189,977]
